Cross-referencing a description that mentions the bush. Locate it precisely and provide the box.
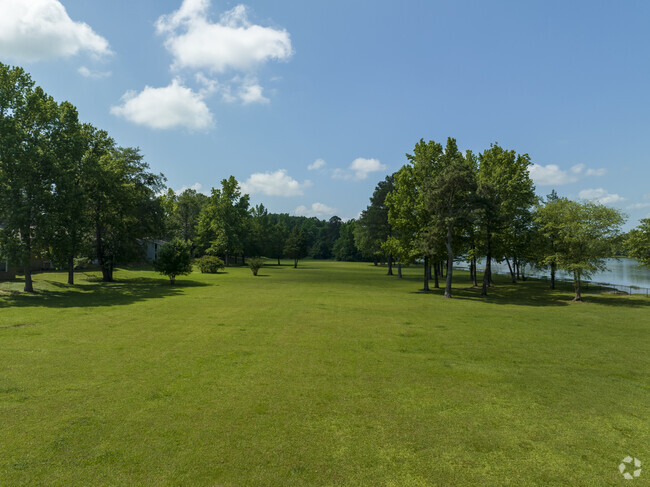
[248,257,264,276]
[197,255,225,274]
[153,239,192,284]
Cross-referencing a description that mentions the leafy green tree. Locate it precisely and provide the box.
[0,64,58,292]
[333,220,361,261]
[161,188,208,243]
[476,144,536,296]
[423,138,477,298]
[533,190,561,288]
[626,218,650,268]
[535,198,624,301]
[85,139,165,282]
[47,104,87,285]
[196,176,250,265]
[284,227,308,268]
[268,220,288,264]
[154,238,192,284]
[354,175,394,270]
[387,140,445,291]
[248,204,271,258]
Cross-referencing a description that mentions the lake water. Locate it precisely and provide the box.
[459,258,650,294]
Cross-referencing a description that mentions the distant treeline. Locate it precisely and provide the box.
[159,177,362,267]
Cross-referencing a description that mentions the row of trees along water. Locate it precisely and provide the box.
[2,63,649,297]
[354,138,650,301]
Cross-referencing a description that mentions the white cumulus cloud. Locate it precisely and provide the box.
[175,182,208,195]
[0,0,111,62]
[78,66,111,79]
[237,80,269,105]
[294,202,337,218]
[333,158,387,181]
[240,170,311,197]
[308,159,326,171]
[156,2,292,73]
[110,79,214,130]
[530,163,607,186]
[627,202,650,210]
[578,188,625,205]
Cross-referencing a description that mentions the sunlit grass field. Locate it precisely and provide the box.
[1,261,648,486]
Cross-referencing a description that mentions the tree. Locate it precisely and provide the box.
[284,228,308,268]
[85,138,165,282]
[268,220,288,265]
[354,175,395,270]
[196,176,250,265]
[248,204,271,258]
[47,105,87,285]
[154,238,192,284]
[333,220,361,261]
[534,190,561,289]
[0,64,58,292]
[387,140,445,291]
[626,218,650,268]
[476,144,536,296]
[423,138,477,298]
[535,198,624,301]
[161,188,208,243]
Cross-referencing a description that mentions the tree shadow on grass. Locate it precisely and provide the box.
[0,277,210,309]
[409,278,650,308]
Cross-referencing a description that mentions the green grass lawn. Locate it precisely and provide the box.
[1,261,648,486]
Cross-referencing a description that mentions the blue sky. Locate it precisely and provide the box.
[1,0,649,228]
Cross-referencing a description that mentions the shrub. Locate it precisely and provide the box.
[197,255,225,274]
[153,239,192,284]
[248,257,264,276]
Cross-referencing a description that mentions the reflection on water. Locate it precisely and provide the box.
[462,258,650,293]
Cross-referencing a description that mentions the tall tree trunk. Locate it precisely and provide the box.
[294,258,298,269]
[481,231,492,296]
[96,223,112,282]
[550,263,556,290]
[23,265,33,292]
[225,253,230,267]
[423,256,429,292]
[444,225,454,298]
[573,270,582,301]
[516,259,521,280]
[397,262,402,278]
[102,264,113,283]
[433,262,439,288]
[472,256,478,287]
[387,254,393,275]
[505,257,516,283]
[277,257,281,265]
[68,255,74,285]
[21,230,34,292]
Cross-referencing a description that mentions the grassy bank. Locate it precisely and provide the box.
[1,261,648,486]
